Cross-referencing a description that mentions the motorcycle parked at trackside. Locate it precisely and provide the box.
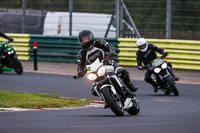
[146,56,179,96]
[73,53,140,116]
[0,41,23,75]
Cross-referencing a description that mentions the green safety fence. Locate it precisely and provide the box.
[29,34,118,63]
[118,38,200,71]
[30,35,80,63]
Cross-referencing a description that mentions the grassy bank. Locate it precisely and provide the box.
[0,91,93,108]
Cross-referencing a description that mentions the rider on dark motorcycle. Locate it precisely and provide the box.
[76,30,138,95]
[0,31,13,68]
[136,38,179,93]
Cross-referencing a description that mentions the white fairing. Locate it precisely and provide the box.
[86,58,103,73]
[86,58,114,73]
[103,65,114,72]
[151,58,164,67]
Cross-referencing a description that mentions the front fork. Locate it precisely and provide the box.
[155,69,175,87]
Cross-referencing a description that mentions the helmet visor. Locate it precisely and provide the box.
[138,44,146,50]
[79,34,93,45]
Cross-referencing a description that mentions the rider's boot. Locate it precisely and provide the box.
[126,82,138,93]
[171,73,179,81]
[150,81,159,93]
[117,69,138,93]
[169,69,179,81]
[123,85,136,98]
[146,78,159,93]
[168,64,179,81]
[152,84,158,93]
[104,103,109,109]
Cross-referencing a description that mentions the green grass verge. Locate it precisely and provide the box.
[0,90,94,108]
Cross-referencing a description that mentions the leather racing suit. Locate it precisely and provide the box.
[77,39,138,93]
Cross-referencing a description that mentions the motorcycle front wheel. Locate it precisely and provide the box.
[101,87,124,116]
[165,76,179,96]
[12,57,23,75]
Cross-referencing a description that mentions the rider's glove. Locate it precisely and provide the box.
[77,71,85,78]
[163,51,168,56]
[105,56,109,60]
[115,49,120,53]
[160,51,168,59]
[8,38,13,43]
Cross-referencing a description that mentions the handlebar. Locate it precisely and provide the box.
[105,50,119,60]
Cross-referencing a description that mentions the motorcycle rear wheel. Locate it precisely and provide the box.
[101,87,124,116]
[127,98,140,115]
[165,76,179,96]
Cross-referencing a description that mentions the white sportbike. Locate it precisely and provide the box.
[74,55,140,116]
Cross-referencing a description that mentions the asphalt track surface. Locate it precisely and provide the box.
[0,72,200,133]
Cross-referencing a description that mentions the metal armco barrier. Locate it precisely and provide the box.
[118,38,200,70]
[0,33,30,60]
[29,34,118,63]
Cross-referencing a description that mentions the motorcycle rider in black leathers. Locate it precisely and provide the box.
[0,31,13,68]
[136,38,179,93]
[76,30,138,96]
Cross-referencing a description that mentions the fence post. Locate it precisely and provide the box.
[22,0,26,33]
[69,0,73,36]
[166,0,172,39]
[120,0,141,38]
[33,42,38,71]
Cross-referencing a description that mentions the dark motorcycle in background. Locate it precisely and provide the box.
[147,56,179,96]
[0,41,23,75]
[73,54,140,116]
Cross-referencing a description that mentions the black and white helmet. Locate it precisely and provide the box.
[78,30,94,50]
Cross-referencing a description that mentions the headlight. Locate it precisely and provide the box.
[161,63,167,69]
[8,52,11,55]
[154,68,161,73]
[97,67,105,77]
[87,73,97,81]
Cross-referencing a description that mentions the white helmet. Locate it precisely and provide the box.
[136,38,148,52]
